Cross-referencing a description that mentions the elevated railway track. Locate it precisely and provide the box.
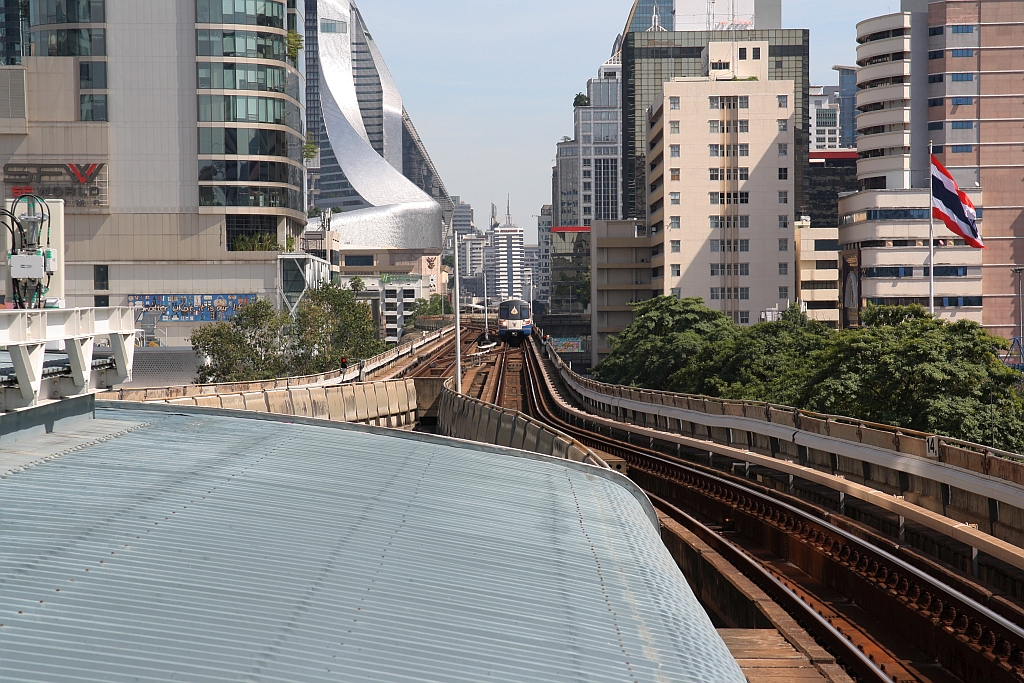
[479,336,1024,683]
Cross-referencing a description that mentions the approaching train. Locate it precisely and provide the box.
[497,299,532,345]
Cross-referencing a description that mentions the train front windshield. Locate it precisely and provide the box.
[499,302,530,320]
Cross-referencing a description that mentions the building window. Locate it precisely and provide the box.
[739,311,750,324]
[710,168,721,180]
[670,168,680,181]
[779,239,789,252]
[709,97,720,109]
[777,95,788,108]
[933,145,945,154]
[738,47,747,60]
[711,240,721,252]
[928,121,943,130]
[709,192,723,205]
[778,262,788,276]
[670,192,680,205]
[671,264,681,277]
[320,20,347,33]
[929,26,944,36]
[779,191,788,204]
[778,167,788,180]
[779,286,789,300]
[928,74,944,83]
[345,255,374,267]
[738,120,749,133]
[670,216,680,229]
[778,143,788,156]
[951,97,973,106]
[81,94,107,121]
[709,144,721,157]
[80,62,107,89]
[951,73,974,82]
[929,98,944,107]
[94,295,109,308]
[94,265,109,290]
[950,145,973,153]
[739,263,750,276]
[670,145,680,157]
[951,121,974,129]
[929,50,944,60]
[951,49,974,58]
[709,120,720,133]
[739,239,749,252]
[710,287,722,300]
[670,121,680,134]
[739,96,748,108]
[670,240,680,253]
[711,264,724,276]
[778,119,788,132]
[752,47,760,60]
[951,25,974,34]
[778,215,789,229]
[739,288,750,300]
[670,96,680,109]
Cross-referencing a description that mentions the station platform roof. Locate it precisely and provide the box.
[0,403,745,683]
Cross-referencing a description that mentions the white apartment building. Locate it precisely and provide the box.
[647,41,795,324]
[809,86,842,150]
[458,234,487,278]
[451,196,475,237]
[837,3,985,328]
[489,224,525,301]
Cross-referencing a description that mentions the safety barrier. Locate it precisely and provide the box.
[540,338,1024,549]
[152,379,420,428]
[436,377,608,469]
[98,324,456,401]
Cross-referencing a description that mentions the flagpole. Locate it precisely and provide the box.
[929,140,935,315]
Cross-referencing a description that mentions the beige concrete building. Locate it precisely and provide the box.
[591,219,653,366]
[646,41,796,325]
[794,216,841,327]
[839,0,1021,333]
[838,1,995,328]
[0,0,307,346]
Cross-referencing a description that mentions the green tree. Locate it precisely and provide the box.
[573,93,589,107]
[348,276,365,293]
[594,297,735,390]
[302,132,318,161]
[406,294,453,324]
[189,299,290,383]
[286,30,304,66]
[290,284,383,374]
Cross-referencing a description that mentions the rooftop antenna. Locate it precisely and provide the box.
[506,195,512,225]
[706,0,716,30]
[647,2,665,31]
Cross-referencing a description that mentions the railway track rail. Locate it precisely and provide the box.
[519,338,1024,683]
[403,327,482,379]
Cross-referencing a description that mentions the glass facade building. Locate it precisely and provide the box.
[833,65,857,148]
[621,29,810,220]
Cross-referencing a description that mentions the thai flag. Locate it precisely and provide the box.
[932,155,984,249]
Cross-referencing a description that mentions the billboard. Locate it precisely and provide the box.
[128,294,259,323]
[551,337,583,354]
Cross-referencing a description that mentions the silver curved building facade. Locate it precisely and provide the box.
[305,0,448,251]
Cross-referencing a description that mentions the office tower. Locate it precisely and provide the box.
[489,223,525,301]
[537,205,553,307]
[794,216,840,328]
[304,0,445,251]
[458,233,487,278]
[673,0,783,31]
[623,1,676,32]
[552,57,623,230]
[450,196,475,237]
[523,245,539,303]
[832,65,857,148]
[803,151,859,229]
[836,0,1018,329]
[647,41,796,325]
[0,1,25,65]
[808,86,841,150]
[0,0,307,344]
[591,219,652,365]
[621,27,808,221]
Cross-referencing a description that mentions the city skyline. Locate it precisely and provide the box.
[359,0,899,241]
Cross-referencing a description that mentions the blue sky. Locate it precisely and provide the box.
[360,0,898,241]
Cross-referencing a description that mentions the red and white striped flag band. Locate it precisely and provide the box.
[931,154,985,249]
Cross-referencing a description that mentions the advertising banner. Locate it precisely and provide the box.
[551,337,583,354]
[128,294,259,323]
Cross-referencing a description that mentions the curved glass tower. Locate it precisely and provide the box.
[305,0,444,251]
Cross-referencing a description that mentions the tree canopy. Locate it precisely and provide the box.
[594,297,1024,451]
[190,283,383,383]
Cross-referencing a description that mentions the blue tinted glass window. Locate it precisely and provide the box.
[951,121,974,129]
[951,73,974,81]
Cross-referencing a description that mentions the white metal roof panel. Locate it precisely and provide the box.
[0,406,745,683]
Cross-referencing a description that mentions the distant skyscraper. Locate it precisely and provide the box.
[623,0,675,32]
[537,205,553,307]
[489,212,525,301]
[450,196,475,236]
[808,86,841,150]
[832,65,857,149]
[673,0,781,31]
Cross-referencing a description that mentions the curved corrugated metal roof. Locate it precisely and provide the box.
[0,406,745,683]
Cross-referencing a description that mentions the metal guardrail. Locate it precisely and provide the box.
[102,325,457,401]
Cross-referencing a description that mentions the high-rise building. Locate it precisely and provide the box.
[646,41,796,325]
[450,196,475,237]
[832,65,858,148]
[623,1,676,32]
[552,57,623,229]
[673,0,782,31]
[621,28,809,221]
[808,85,841,150]
[458,233,487,278]
[304,0,445,251]
[803,150,859,228]
[0,0,309,345]
[794,216,840,328]
[591,219,653,366]
[0,1,25,66]
[536,205,553,308]
[837,2,988,329]
[489,223,525,301]
[523,245,540,304]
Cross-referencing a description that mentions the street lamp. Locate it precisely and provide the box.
[1013,266,1024,357]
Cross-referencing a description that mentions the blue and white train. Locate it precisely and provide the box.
[497,299,532,345]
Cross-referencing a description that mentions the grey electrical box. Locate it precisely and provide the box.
[10,253,45,280]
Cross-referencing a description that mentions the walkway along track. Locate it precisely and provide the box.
[519,338,1024,683]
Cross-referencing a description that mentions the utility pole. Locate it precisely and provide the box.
[453,225,462,394]
[483,269,489,342]
[928,140,936,315]
[1013,266,1024,362]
